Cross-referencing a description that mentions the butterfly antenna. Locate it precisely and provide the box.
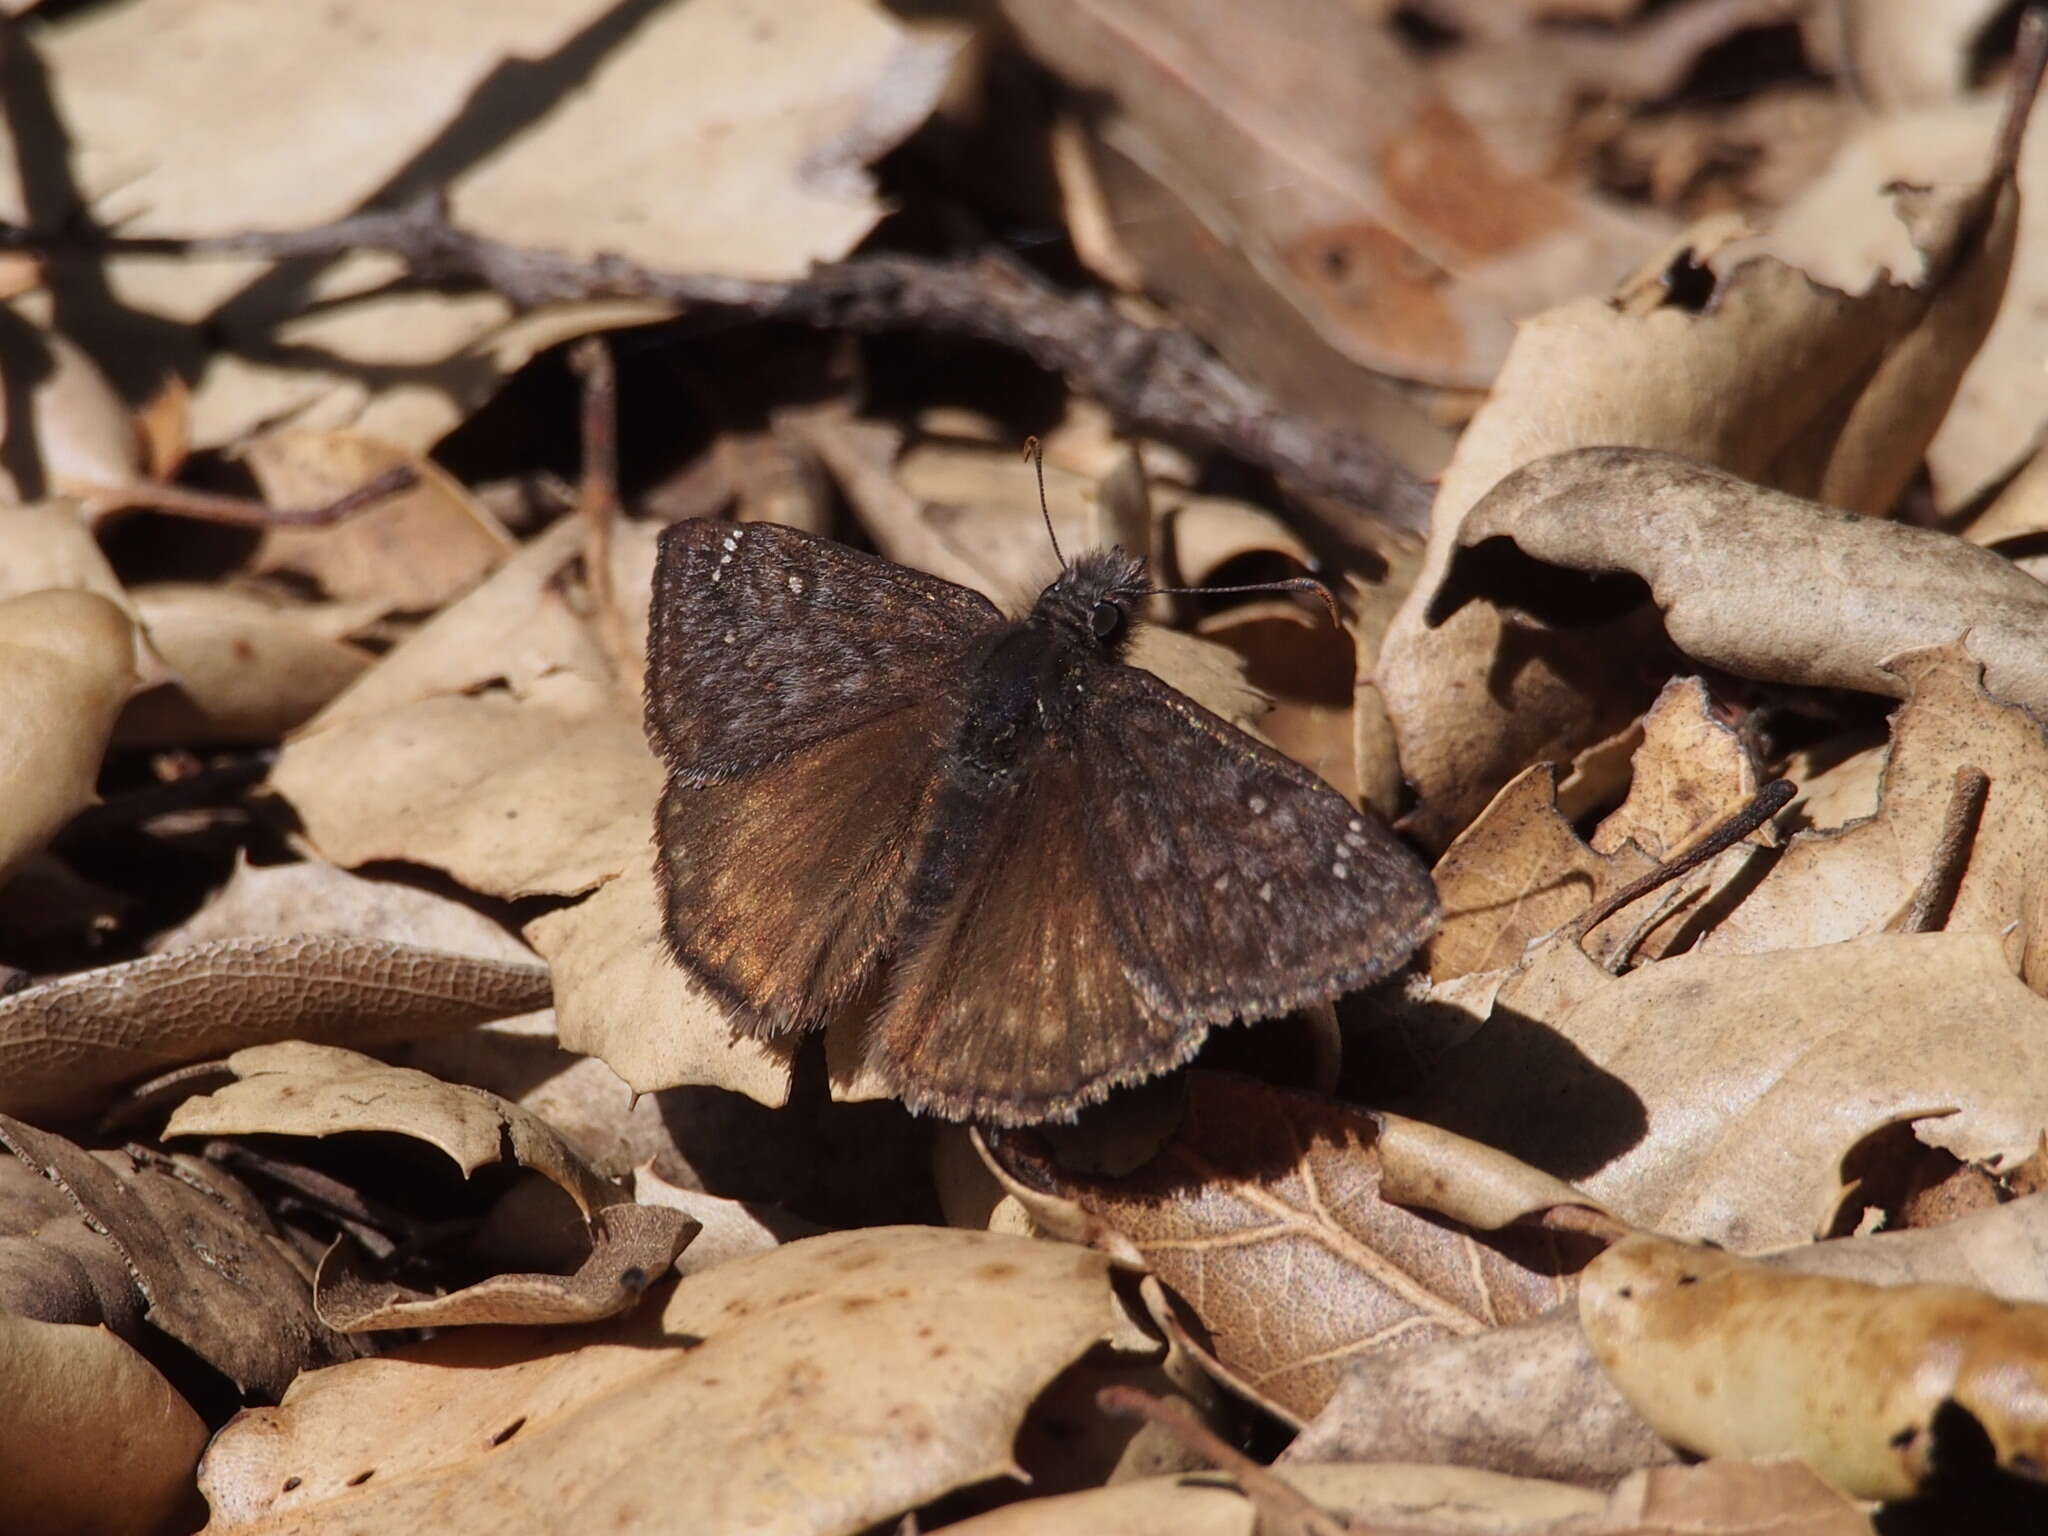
[1144,576,1342,627]
[1023,436,1065,568]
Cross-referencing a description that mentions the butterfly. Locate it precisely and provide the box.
[643,515,1438,1124]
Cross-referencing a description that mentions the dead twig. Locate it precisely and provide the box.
[0,194,1430,530]
[70,463,419,527]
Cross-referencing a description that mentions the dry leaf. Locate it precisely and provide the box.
[0,321,141,499]
[0,1118,355,1397]
[1582,1232,2048,1500]
[1429,676,1760,977]
[1702,643,2048,984]
[1401,932,2048,1250]
[198,1227,1136,1534]
[244,430,513,609]
[116,583,373,746]
[1002,0,1664,387]
[528,861,794,1108]
[0,1309,207,1536]
[0,935,552,1124]
[632,1162,823,1275]
[939,1461,1609,1536]
[153,854,537,965]
[0,587,135,884]
[1381,76,2028,843]
[164,1042,695,1330]
[5,0,960,451]
[988,1073,1583,1424]
[1284,1309,1677,1487]
[1443,449,2048,714]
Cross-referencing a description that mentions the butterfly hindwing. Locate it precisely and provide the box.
[1080,661,1439,1024]
[864,742,1192,1122]
[645,520,1002,1033]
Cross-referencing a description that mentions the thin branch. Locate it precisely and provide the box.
[71,463,419,527]
[1568,777,1795,945]
[1888,764,1989,935]
[0,194,1431,530]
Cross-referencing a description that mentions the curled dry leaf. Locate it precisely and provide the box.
[244,430,513,610]
[1703,642,2048,985]
[939,1460,1608,1536]
[0,1117,355,1398]
[1380,77,2027,843]
[0,934,552,1124]
[0,1150,142,1334]
[0,1309,207,1536]
[115,584,374,747]
[199,1228,1135,1536]
[1443,448,2048,714]
[314,1201,695,1332]
[1429,676,1760,978]
[0,587,136,884]
[1582,1232,2048,1500]
[165,1043,695,1331]
[987,1073,1585,1424]
[1400,931,2048,1250]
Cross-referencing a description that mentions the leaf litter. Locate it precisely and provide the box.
[2,3,2048,1532]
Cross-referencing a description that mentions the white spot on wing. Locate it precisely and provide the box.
[1248,795,1268,815]
[1258,882,1273,903]
[1332,861,1348,879]
[723,631,735,645]
[1213,873,1229,893]
[788,575,804,595]
[722,535,738,551]
[1348,818,1365,832]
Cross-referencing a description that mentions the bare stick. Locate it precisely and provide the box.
[1096,1387,1349,1536]
[1888,764,1989,935]
[0,195,1430,531]
[567,335,635,680]
[1568,778,1795,945]
[71,464,419,527]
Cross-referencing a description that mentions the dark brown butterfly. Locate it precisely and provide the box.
[643,517,1438,1124]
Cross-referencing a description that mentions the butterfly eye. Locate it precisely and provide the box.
[1090,600,1125,641]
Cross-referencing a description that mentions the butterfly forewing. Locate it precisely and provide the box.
[645,519,1001,784]
[645,520,1002,1032]
[1080,662,1439,1026]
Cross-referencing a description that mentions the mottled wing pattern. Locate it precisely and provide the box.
[1080,661,1438,1026]
[865,749,1192,1124]
[645,519,1000,784]
[645,520,1002,1034]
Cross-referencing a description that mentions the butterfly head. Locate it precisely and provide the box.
[1033,548,1149,657]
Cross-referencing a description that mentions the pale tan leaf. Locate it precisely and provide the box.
[0,935,551,1124]
[1283,1309,1676,1487]
[1582,1233,2048,1500]
[116,583,372,746]
[7,0,959,451]
[1401,933,2048,1250]
[1381,100,2022,844]
[153,855,537,965]
[526,861,794,1108]
[164,1042,614,1214]
[197,1228,1132,1535]
[244,430,513,610]
[939,1461,1608,1536]
[632,1163,823,1275]
[1701,643,2048,983]
[0,1310,207,1536]
[0,324,140,499]
[313,1202,695,1331]
[0,588,136,884]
